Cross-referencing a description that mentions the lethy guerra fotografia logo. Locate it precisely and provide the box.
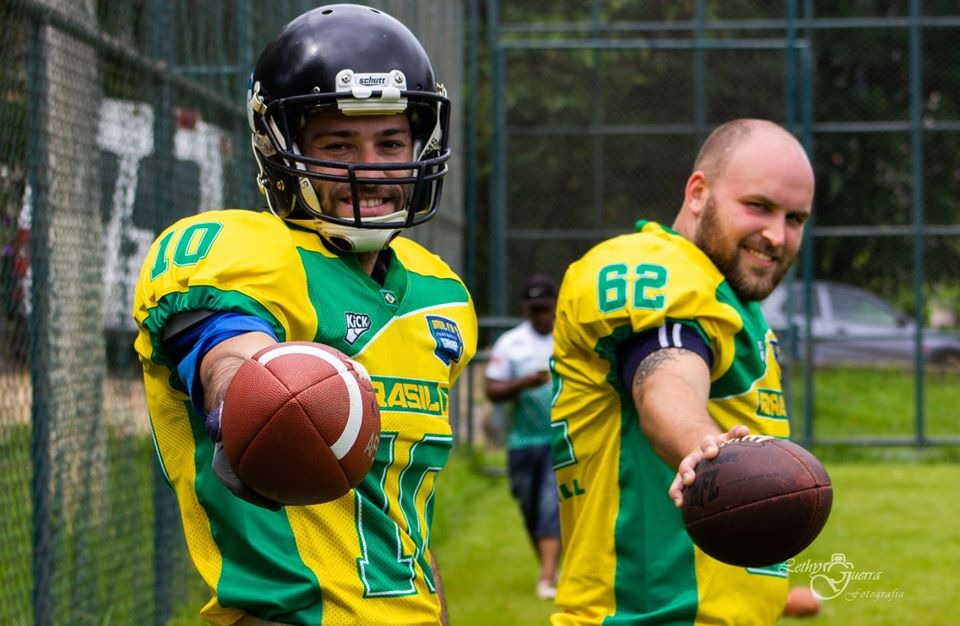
[786,553,905,602]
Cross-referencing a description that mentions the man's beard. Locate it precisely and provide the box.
[693,197,791,302]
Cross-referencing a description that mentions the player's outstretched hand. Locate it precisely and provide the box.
[212,442,283,511]
[669,424,750,507]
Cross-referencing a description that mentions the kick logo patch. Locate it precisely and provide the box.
[344,312,372,345]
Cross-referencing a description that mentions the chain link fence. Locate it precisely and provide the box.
[3,0,960,623]
[473,0,960,449]
[0,1,464,624]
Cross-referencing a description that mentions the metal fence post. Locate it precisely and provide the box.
[27,12,52,626]
[150,3,178,623]
[908,0,926,446]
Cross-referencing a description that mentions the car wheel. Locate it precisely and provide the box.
[928,349,960,369]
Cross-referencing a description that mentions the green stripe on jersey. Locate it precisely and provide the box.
[188,404,323,624]
[711,282,769,399]
[612,403,699,624]
[297,249,470,357]
[594,330,699,623]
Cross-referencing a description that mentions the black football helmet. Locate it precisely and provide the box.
[247,4,450,252]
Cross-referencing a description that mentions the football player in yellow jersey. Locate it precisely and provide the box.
[550,119,816,625]
[132,5,475,625]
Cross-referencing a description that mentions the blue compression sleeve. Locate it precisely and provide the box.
[163,312,279,415]
[616,323,713,390]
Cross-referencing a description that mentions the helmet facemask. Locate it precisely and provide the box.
[249,73,449,253]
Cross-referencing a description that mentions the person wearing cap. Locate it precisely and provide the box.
[485,273,562,600]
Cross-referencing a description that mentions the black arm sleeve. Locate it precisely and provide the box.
[616,323,713,390]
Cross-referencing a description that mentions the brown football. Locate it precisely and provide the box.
[221,342,381,505]
[681,436,833,567]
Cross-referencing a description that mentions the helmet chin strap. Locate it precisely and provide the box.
[287,211,407,253]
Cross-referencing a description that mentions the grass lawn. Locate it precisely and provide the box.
[778,462,960,626]
[116,450,960,626]
[432,452,960,626]
[158,449,960,626]
[785,366,960,443]
[165,361,960,625]
[102,363,959,625]
[3,363,956,625]
[432,365,960,624]
[432,453,554,625]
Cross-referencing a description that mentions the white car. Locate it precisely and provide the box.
[762,280,960,368]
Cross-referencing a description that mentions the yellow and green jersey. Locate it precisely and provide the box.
[550,221,789,626]
[133,209,477,625]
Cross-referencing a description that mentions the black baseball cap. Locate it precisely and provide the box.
[522,273,557,305]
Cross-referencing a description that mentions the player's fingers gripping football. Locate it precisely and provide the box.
[204,373,283,510]
[347,357,372,383]
[670,425,750,507]
[212,442,283,511]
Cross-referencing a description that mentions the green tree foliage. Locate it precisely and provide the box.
[475,1,960,318]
